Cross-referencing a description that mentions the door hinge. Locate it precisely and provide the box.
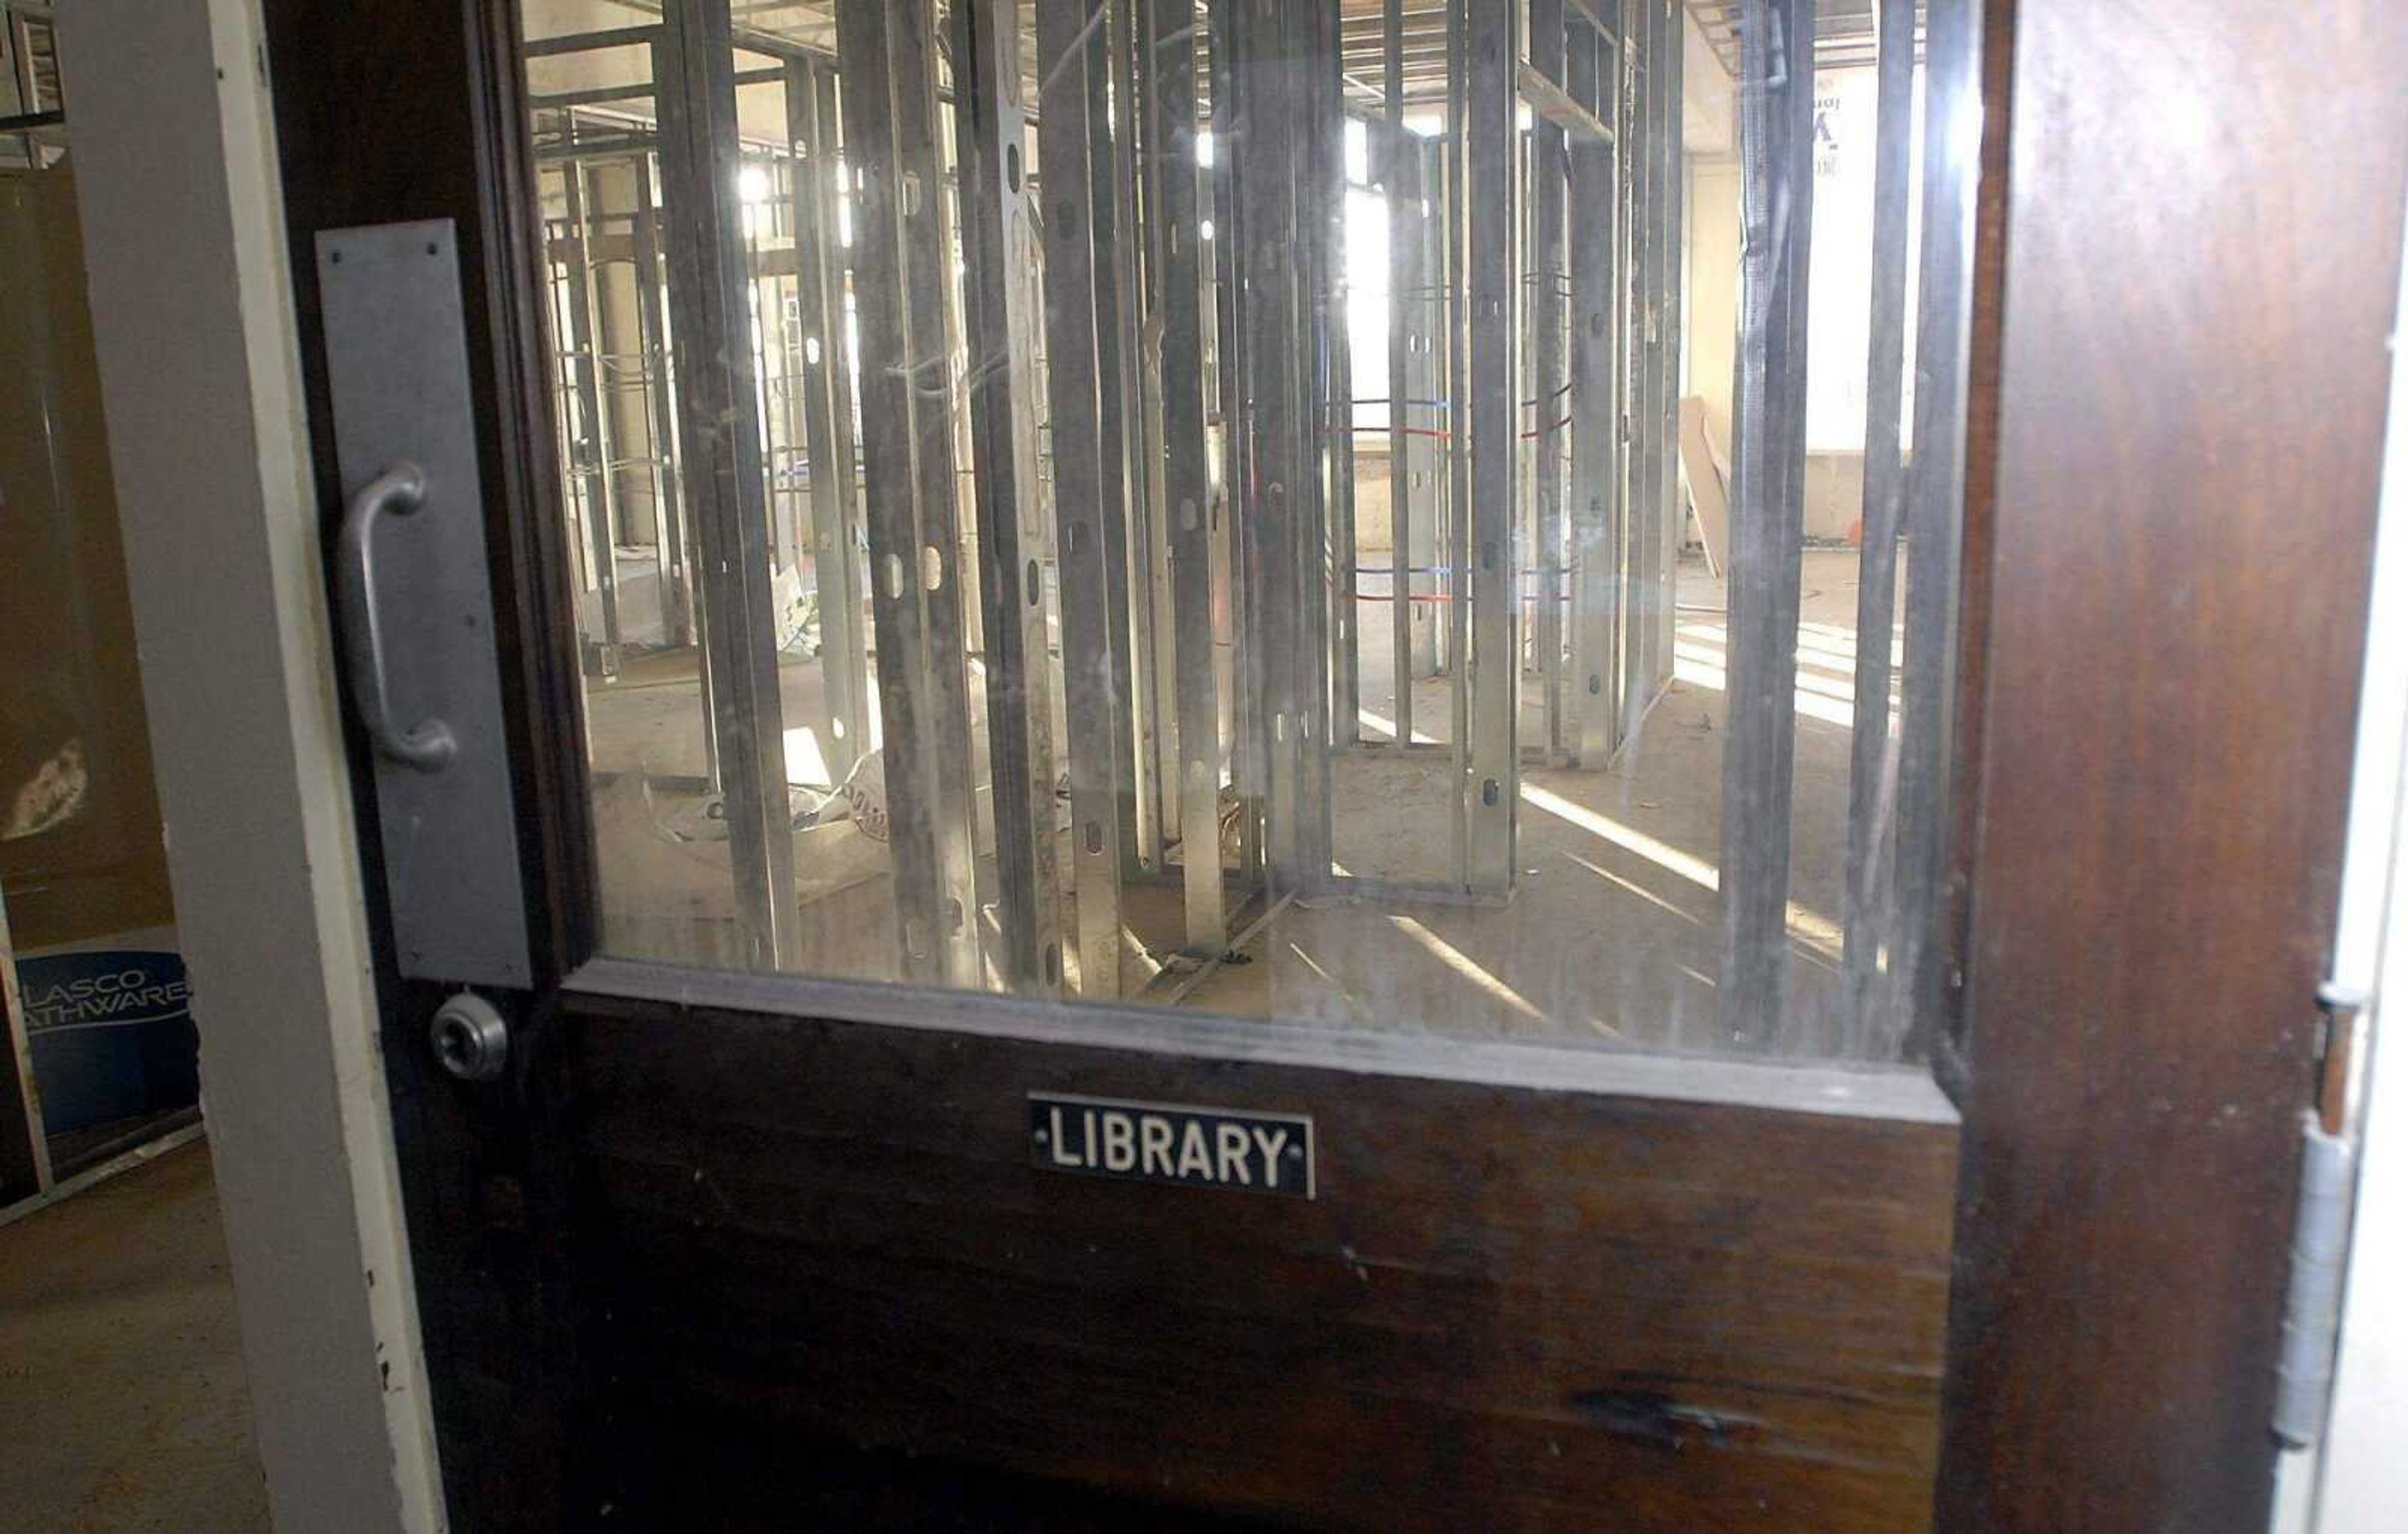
[2273,985,2368,1448]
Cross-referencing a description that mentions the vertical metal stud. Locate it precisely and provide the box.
[1895,0,1984,1055]
[1617,0,1651,744]
[1234,0,1328,896]
[1656,0,1685,694]
[1107,0,1175,867]
[895,0,991,990]
[1464,0,1521,891]
[655,0,797,971]
[1568,9,1622,768]
[749,150,801,581]
[1324,0,1360,754]
[557,130,623,666]
[1296,0,1337,872]
[628,151,692,649]
[1082,1,1154,885]
[1413,133,1448,689]
[1446,0,1473,883]
[1719,0,1815,1045]
[1131,0,1183,855]
[1038,0,1129,995]
[835,0,986,989]
[1533,0,1570,761]
[1840,0,1918,1041]
[1209,0,1265,892]
[1384,0,1414,747]
[954,0,1066,995]
[1151,0,1232,956]
[786,59,869,788]
[1238,0,1300,891]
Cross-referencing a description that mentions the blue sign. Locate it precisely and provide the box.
[18,949,199,1135]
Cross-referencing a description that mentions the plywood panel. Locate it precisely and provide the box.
[1681,394,1731,577]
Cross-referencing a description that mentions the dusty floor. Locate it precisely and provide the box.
[1183,547,1895,1059]
[0,1141,268,1532]
[579,547,1901,1061]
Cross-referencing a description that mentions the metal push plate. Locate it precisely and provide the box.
[1029,1093,1316,1198]
[315,220,531,988]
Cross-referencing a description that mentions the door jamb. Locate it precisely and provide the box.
[52,1,442,1528]
[2285,124,2408,1534]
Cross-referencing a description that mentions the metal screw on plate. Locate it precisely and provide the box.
[430,992,509,1083]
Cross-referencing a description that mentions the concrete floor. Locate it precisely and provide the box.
[1183,547,1896,1059]
[578,546,1901,1061]
[0,1140,267,1532]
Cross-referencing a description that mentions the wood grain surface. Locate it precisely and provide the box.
[1936,0,2408,1527]
[565,995,1957,1530]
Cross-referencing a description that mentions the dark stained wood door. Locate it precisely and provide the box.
[557,982,1955,1528]
[256,0,2408,1529]
[1934,0,2408,1528]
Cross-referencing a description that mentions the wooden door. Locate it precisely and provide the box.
[258,1,2406,1529]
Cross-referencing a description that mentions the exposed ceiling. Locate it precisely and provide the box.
[527,1,1911,135]
[1684,0,1926,78]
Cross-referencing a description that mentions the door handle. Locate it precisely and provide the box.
[337,460,458,771]
[317,220,527,986]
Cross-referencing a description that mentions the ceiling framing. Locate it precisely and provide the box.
[530,1,1916,124]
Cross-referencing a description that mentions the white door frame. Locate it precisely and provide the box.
[2296,132,2408,1534]
[54,0,441,1527]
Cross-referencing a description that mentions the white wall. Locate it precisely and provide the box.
[1685,56,1926,544]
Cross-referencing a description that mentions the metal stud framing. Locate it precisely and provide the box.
[1309,3,1348,862]
[1230,0,1289,889]
[655,0,796,971]
[1373,33,1449,741]
[785,58,868,790]
[834,0,985,989]
[1209,0,1267,901]
[500,3,2005,1062]
[1531,0,1570,763]
[1410,134,1449,690]
[1649,0,1677,704]
[555,128,623,670]
[626,154,692,651]
[1322,0,1361,755]
[1131,0,1183,864]
[1719,0,1815,1044]
[1383,0,1415,746]
[1213,0,1252,886]
[1446,0,1472,884]
[1229,0,1334,897]
[1657,0,1684,696]
[1840,0,1918,1040]
[954,0,1065,995]
[1038,0,1131,995]
[1616,0,1649,743]
[1152,0,1233,956]
[1568,6,1623,768]
[1896,0,1982,1058]
[1083,0,1155,887]
[1463,0,1521,891]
